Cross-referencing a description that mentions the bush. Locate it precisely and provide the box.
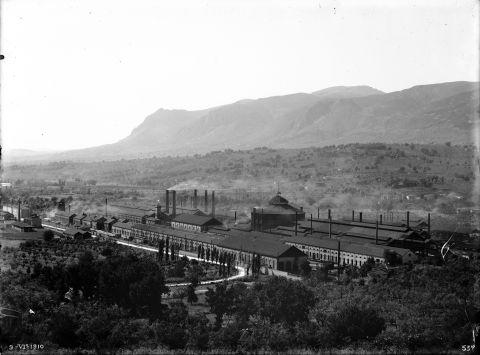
[43,229,55,242]
[326,304,385,344]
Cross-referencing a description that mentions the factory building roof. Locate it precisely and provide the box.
[112,222,134,230]
[268,192,290,205]
[172,214,222,227]
[193,209,207,216]
[64,228,91,237]
[82,215,97,223]
[286,236,412,259]
[11,221,35,229]
[218,234,304,259]
[211,228,285,241]
[346,226,404,241]
[297,220,353,234]
[249,192,304,215]
[105,217,118,224]
[131,223,223,244]
[111,205,155,217]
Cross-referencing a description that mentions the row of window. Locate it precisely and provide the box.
[171,222,202,232]
[293,243,384,266]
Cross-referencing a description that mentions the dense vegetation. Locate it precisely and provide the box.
[1,237,479,353]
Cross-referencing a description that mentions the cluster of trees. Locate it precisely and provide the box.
[2,234,479,353]
[196,245,234,277]
[157,237,180,263]
[204,277,387,351]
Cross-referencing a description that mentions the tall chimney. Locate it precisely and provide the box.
[211,191,215,217]
[352,210,355,221]
[172,190,177,218]
[359,212,363,223]
[328,209,331,220]
[261,208,263,231]
[234,211,237,222]
[380,214,383,225]
[427,213,431,235]
[317,207,320,219]
[17,200,21,221]
[252,208,256,231]
[193,189,198,209]
[165,190,170,214]
[310,214,313,234]
[295,211,298,236]
[156,204,162,219]
[329,215,332,238]
[204,190,208,213]
[375,220,379,245]
[406,211,410,228]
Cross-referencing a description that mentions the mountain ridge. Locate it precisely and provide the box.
[4,81,479,163]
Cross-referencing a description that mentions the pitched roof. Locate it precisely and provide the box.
[105,217,118,224]
[193,209,207,216]
[268,192,290,205]
[112,222,134,230]
[82,215,96,222]
[218,234,304,258]
[172,214,221,226]
[111,205,155,217]
[131,223,223,244]
[285,236,412,259]
[11,221,34,229]
[287,236,340,250]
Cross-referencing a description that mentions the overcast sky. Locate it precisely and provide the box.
[1,0,478,151]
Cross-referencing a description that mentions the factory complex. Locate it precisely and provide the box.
[44,189,435,274]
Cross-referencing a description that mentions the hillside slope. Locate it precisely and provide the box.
[7,82,478,162]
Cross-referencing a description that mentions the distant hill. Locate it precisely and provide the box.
[7,81,479,162]
[311,85,384,99]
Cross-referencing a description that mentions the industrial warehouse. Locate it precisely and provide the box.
[43,189,434,274]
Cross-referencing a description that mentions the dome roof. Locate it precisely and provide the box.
[268,192,289,206]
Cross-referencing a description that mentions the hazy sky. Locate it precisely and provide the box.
[1,0,478,151]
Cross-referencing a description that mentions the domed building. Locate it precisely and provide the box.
[251,191,306,231]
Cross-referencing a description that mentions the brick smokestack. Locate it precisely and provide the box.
[328,209,331,220]
[329,217,332,238]
[211,191,215,217]
[165,190,170,214]
[156,203,161,219]
[172,190,177,218]
[359,212,363,223]
[204,190,208,213]
[406,211,410,228]
[380,214,383,225]
[352,210,355,221]
[375,220,379,245]
[17,199,21,221]
[193,189,198,209]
